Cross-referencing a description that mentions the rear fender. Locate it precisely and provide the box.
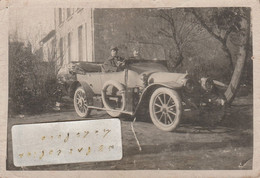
[79,81,95,102]
[68,81,80,98]
[70,81,94,104]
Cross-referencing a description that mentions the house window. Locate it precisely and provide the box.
[58,8,63,25]
[67,8,71,18]
[68,32,72,62]
[59,38,64,66]
[78,25,83,61]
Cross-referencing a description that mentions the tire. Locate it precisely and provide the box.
[101,80,126,117]
[74,86,91,117]
[149,87,182,132]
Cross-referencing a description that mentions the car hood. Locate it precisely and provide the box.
[148,72,188,84]
[128,61,168,74]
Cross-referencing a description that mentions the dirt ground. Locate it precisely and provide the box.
[6,95,253,170]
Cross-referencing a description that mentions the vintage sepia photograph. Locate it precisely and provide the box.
[6,6,253,170]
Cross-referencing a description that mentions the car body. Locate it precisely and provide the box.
[59,59,226,132]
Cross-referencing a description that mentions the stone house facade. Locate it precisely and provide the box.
[54,8,94,67]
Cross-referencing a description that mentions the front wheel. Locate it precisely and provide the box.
[149,87,182,132]
[74,86,91,117]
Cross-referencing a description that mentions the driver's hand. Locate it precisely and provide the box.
[116,60,125,66]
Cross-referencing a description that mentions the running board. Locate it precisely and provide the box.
[88,106,134,115]
[89,106,191,115]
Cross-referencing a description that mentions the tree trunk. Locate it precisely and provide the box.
[222,43,234,71]
[224,45,247,104]
[224,20,250,104]
[174,53,184,69]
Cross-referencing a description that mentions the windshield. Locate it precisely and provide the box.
[128,61,169,74]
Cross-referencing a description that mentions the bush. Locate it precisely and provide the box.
[9,40,59,115]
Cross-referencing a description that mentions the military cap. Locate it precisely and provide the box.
[110,45,118,51]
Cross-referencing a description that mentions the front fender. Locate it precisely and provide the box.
[155,81,183,89]
[69,81,95,100]
[133,82,183,116]
[79,81,95,100]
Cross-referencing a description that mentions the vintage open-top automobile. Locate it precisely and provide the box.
[58,59,226,132]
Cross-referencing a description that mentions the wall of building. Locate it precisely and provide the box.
[54,8,94,67]
[40,38,55,62]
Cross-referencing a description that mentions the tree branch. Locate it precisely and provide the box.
[191,9,224,43]
[191,9,234,70]
[158,28,173,39]
[223,28,232,43]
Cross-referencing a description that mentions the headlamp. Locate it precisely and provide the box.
[182,78,194,93]
[201,77,214,92]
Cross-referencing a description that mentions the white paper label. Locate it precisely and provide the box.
[12,119,122,167]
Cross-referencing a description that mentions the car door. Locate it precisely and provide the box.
[77,72,102,94]
[99,71,125,87]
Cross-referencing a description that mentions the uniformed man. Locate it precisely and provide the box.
[103,46,125,72]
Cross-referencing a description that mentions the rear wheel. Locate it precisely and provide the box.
[101,80,126,117]
[74,87,91,117]
[149,87,182,132]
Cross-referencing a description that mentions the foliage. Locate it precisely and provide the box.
[9,40,59,115]
[191,8,251,70]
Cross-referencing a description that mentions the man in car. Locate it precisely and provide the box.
[129,46,142,60]
[103,46,125,72]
